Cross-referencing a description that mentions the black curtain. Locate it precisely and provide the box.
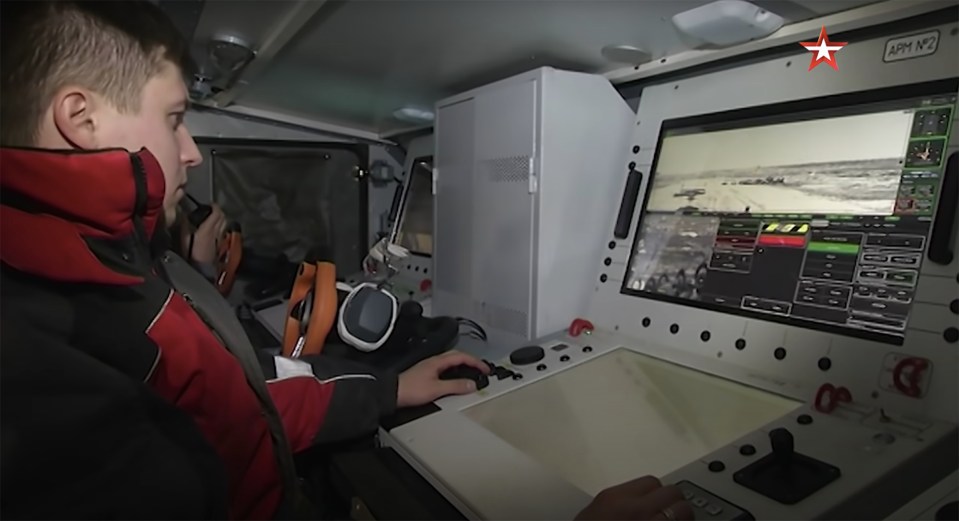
[211,146,364,275]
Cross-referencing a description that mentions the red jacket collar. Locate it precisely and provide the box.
[0,147,167,285]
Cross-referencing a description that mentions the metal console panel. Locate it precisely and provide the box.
[431,66,634,347]
[886,470,958,520]
[383,330,957,520]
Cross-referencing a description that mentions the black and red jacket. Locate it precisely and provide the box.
[0,147,399,519]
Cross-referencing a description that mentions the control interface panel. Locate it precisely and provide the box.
[432,336,603,411]
[678,214,930,336]
[424,332,958,521]
[392,156,435,260]
[678,480,753,521]
[356,149,433,303]
[621,90,957,345]
[387,153,434,297]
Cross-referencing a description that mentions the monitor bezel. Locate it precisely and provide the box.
[390,154,435,258]
[619,78,959,346]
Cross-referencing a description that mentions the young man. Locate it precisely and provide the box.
[0,2,691,520]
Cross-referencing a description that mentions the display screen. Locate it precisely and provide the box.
[393,156,434,256]
[623,83,957,345]
[463,348,800,496]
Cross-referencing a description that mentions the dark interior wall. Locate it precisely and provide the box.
[187,139,369,277]
[185,145,216,201]
[184,110,400,250]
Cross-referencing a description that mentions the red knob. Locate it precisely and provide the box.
[568,318,594,337]
[420,279,432,292]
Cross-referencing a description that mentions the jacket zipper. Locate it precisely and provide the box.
[129,154,150,251]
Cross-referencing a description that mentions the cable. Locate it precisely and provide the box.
[456,317,487,342]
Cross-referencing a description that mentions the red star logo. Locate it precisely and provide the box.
[799,26,847,71]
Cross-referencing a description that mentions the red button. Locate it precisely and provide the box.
[420,279,432,292]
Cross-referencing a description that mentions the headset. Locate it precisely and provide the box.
[336,282,399,352]
[337,237,410,352]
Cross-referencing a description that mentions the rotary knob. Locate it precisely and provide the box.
[510,345,545,365]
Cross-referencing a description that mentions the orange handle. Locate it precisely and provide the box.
[300,261,337,356]
[283,263,316,357]
[281,261,338,357]
[215,229,242,296]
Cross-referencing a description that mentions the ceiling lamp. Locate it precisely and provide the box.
[601,44,653,65]
[672,0,784,47]
[393,107,435,124]
[208,33,256,76]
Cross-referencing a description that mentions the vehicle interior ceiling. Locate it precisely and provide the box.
[160,0,942,327]
[167,0,893,139]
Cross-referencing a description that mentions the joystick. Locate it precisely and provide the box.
[770,427,794,465]
[733,428,840,504]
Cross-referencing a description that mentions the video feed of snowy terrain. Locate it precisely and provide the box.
[646,109,914,215]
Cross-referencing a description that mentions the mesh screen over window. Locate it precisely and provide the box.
[210,146,365,274]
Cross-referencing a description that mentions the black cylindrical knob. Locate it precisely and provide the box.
[510,345,545,365]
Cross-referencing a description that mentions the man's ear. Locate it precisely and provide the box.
[50,87,99,149]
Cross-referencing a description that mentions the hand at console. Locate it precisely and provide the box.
[574,476,693,521]
[396,351,491,408]
[438,364,489,390]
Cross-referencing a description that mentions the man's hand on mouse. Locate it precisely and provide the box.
[396,351,490,408]
[574,476,694,521]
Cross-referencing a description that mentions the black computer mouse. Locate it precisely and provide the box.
[936,501,957,521]
[438,364,489,391]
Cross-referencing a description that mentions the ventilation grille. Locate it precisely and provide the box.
[472,300,528,336]
[479,156,530,183]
